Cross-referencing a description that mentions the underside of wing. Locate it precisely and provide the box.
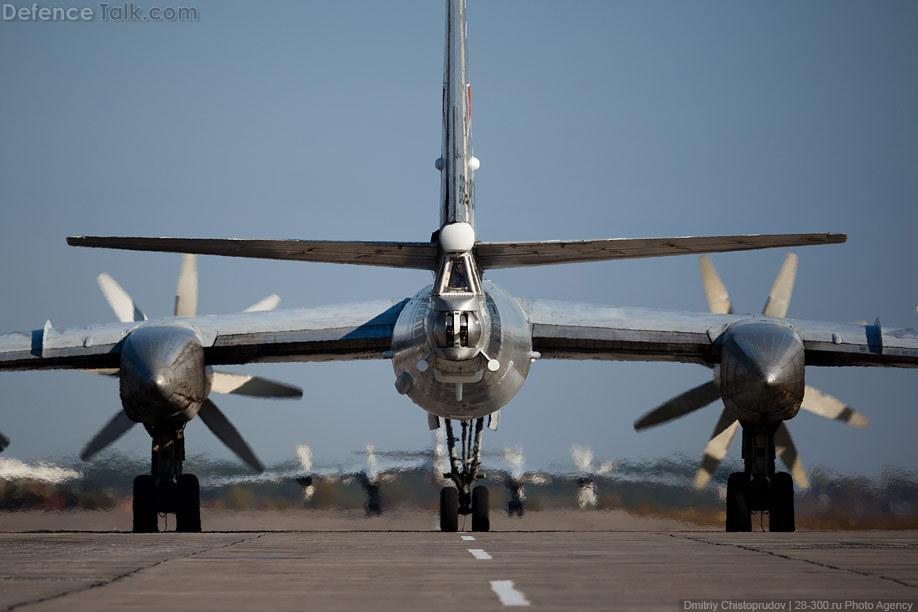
[798,320,918,367]
[524,299,730,365]
[524,299,918,369]
[476,233,845,269]
[0,321,131,371]
[198,299,407,364]
[0,300,408,372]
[68,237,438,270]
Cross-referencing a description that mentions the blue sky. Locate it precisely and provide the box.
[0,1,915,477]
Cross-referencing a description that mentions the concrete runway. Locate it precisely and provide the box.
[1,512,916,611]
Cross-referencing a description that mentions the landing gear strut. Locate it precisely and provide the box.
[726,424,794,532]
[506,478,525,517]
[439,418,489,532]
[360,476,382,517]
[132,426,201,533]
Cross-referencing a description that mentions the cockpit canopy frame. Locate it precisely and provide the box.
[434,253,482,296]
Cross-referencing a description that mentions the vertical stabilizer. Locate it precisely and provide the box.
[439,0,477,229]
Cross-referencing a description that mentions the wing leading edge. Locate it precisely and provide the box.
[525,299,918,368]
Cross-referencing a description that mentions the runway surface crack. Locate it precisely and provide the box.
[1,533,267,612]
[669,534,917,590]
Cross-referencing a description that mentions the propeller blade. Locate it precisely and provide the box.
[80,411,136,461]
[774,422,810,489]
[762,253,798,318]
[244,294,281,312]
[634,381,721,430]
[802,386,868,428]
[570,444,594,473]
[210,372,303,398]
[80,368,119,376]
[197,399,264,473]
[97,273,147,323]
[693,407,740,490]
[698,256,733,314]
[174,254,198,317]
[0,430,9,452]
[296,444,313,472]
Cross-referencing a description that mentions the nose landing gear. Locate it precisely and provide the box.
[438,418,490,532]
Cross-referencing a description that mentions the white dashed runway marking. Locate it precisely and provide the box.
[468,548,492,560]
[490,580,530,607]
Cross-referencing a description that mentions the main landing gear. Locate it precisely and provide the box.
[506,478,525,517]
[726,425,794,532]
[439,418,490,532]
[133,426,201,533]
[359,475,383,517]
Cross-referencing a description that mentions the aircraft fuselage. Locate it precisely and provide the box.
[390,280,532,419]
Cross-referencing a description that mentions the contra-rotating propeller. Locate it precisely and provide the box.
[633,254,869,490]
[80,254,301,471]
[571,444,614,509]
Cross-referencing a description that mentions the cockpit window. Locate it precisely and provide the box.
[446,259,470,291]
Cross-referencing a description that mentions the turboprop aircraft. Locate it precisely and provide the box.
[1,0,917,533]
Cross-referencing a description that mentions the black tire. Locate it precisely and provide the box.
[365,485,382,516]
[726,472,752,532]
[768,472,795,532]
[471,485,490,532]
[440,487,459,532]
[175,474,201,533]
[132,475,158,533]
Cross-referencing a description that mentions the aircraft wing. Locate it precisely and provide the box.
[0,299,407,372]
[67,233,844,271]
[524,299,918,368]
[475,233,845,269]
[67,237,438,269]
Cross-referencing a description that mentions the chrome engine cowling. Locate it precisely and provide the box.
[119,324,210,427]
[718,319,805,425]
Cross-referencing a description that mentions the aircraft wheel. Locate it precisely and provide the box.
[175,474,201,533]
[471,485,490,532]
[768,472,795,532]
[440,487,459,532]
[132,475,158,533]
[726,472,752,532]
[365,485,382,516]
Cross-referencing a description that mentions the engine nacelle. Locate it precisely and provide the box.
[718,319,805,425]
[119,324,210,427]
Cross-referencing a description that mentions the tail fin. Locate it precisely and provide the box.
[439,0,477,229]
